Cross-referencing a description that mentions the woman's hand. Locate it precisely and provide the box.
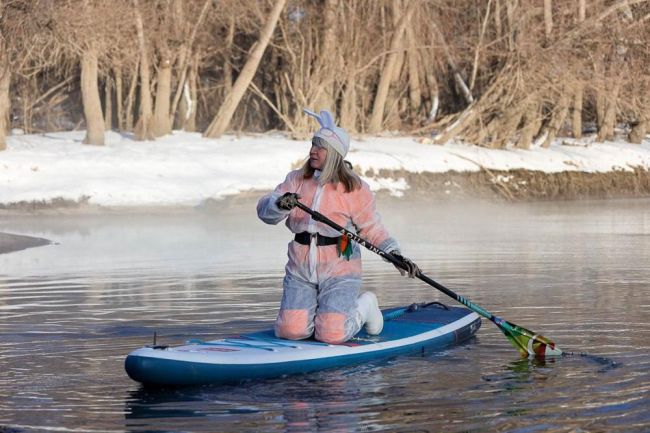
[390,251,420,278]
[276,192,301,210]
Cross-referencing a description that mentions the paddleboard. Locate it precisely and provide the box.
[125,302,481,386]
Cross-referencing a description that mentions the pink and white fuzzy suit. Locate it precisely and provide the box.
[257,109,399,344]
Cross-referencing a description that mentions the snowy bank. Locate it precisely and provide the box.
[1,130,650,207]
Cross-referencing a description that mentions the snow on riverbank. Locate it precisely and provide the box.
[1,130,649,206]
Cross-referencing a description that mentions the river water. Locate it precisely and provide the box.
[0,197,648,432]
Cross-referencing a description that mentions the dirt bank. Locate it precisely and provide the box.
[372,167,650,201]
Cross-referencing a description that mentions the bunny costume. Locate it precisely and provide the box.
[257,109,399,344]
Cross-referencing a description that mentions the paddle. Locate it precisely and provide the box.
[294,200,563,358]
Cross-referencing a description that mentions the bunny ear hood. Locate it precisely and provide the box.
[319,110,335,129]
[303,108,323,127]
[303,108,350,158]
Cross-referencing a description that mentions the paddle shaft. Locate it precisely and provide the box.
[294,200,563,357]
[294,201,495,321]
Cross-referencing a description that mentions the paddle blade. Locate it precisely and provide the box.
[494,317,563,357]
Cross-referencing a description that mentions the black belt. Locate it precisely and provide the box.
[294,232,339,246]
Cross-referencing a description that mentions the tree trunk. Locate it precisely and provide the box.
[133,0,154,140]
[571,0,585,139]
[516,103,542,149]
[405,23,421,113]
[542,91,570,147]
[168,0,187,130]
[81,48,105,145]
[125,63,138,131]
[115,67,124,130]
[629,109,647,144]
[470,0,493,91]
[312,0,338,111]
[223,15,235,95]
[169,0,211,126]
[179,53,199,132]
[426,72,440,121]
[152,51,172,137]
[494,0,502,39]
[596,101,617,142]
[572,83,583,138]
[340,73,357,132]
[104,78,112,130]
[492,105,524,148]
[390,4,406,87]
[596,81,621,142]
[204,0,287,138]
[0,62,9,151]
[595,63,606,130]
[188,54,199,131]
[178,85,189,130]
[386,2,407,130]
[368,1,413,133]
[544,0,553,42]
[170,48,188,129]
[0,47,11,150]
[596,87,605,131]
[0,1,5,150]
[505,0,517,50]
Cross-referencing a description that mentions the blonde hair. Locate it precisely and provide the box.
[301,141,362,192]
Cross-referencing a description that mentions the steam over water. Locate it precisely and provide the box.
[1,197,649,432]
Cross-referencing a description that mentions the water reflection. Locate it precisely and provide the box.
[124,371,374,433]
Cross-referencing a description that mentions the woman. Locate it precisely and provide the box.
[257,109,418,344]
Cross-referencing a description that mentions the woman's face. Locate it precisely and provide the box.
[309,141,328,170]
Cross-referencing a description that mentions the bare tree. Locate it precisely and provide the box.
[308,0,339,112]
[629,104,648,144]
[152,44,173,137]
[570,0,586,139]
[405,24,422,113]
[178,53,199,131]
[133,0,154,140]
[0,32,9,151]
[151,0,212,137]
[45,0,134,145]
[336,2,386,132]
[544,0,553,41]
[368,1,414,133]
[168,0,212,130]
[80,45,105,145]
[0,0,53,149]
[52,0,108,145]
[1,0,649,147]
[204,0,287,138]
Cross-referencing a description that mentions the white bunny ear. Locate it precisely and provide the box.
[303,108,325,128]
[319,110,335,129]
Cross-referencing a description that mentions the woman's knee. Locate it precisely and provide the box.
[314,312,348,344]
[275,309,312,340]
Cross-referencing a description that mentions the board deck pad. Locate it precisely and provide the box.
[125,303,481,386]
